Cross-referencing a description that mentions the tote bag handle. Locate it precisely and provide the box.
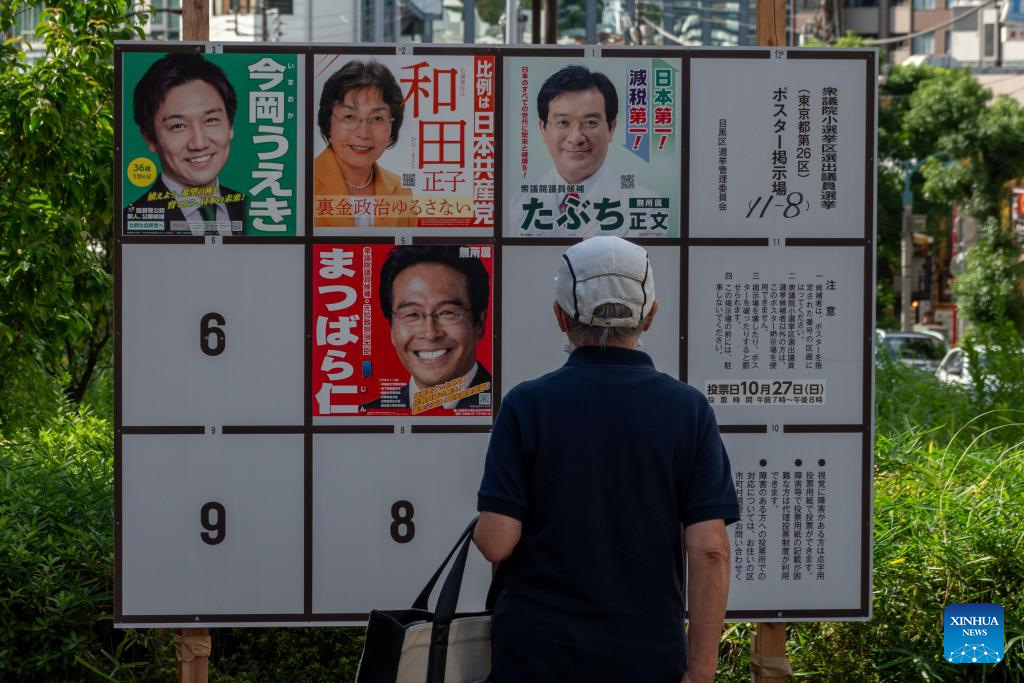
[411,517,478,612]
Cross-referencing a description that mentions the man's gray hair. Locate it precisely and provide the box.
[564,302,651,348]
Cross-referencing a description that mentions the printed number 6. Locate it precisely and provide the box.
[390,500,415,543]
[200,312,226,356]
[200,501,226,545]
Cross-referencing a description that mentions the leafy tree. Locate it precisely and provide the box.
[0,2,142,418]
[952,219,1024,335]
[873,64,1024,329]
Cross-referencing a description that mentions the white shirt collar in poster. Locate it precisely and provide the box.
[407,363,480,411]
[162,174,232,236]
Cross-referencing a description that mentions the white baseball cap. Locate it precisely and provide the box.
[555,236,656,328]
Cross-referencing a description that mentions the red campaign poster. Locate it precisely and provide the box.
[312,243,494,417]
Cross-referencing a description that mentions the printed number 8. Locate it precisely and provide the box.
[390,500,415,543]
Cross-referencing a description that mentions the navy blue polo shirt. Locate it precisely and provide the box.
[477,346,739,683]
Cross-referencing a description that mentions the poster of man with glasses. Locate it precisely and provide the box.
[312,52,496,232]
[504,56,683,238]
[312,243,493,418]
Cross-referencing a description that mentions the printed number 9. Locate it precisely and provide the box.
[200,501,226,545]
[390,500,415,543]
[200,313,226,356]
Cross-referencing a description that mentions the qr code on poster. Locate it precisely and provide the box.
[402,173,416,188]
[620,175,635,189]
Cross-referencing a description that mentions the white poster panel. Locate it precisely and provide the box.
[501,245,681,393]
[312,51,495,237]
[687,246,864,425]
[502,55,683,238]
[121,243,305,426]
[312,433,491,617]
[121,434,304,617]
[723,431,866,616]
[689,53,868,239]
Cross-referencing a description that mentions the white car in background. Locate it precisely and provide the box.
[877,330,949,372]
[936,347,976,387]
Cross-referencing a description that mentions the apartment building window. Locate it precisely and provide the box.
[912,32,934,54]
[13,4,43,38]
[844,0,879,7]
[214,0,292,13]
[983,22,995,56]
[913,0,936,10]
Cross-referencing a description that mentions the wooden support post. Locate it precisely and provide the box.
[182,0,210,43]
[756,0,787,47]
[175,629,212,683]
[543,0,558,44]
[751,3,792,680]
[177,3,211,683]
[750,622,792,682]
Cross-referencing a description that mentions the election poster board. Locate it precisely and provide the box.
[311,48,495,236]
[120,48,304,236]
[115,43,874,627]
[502,50,683,238]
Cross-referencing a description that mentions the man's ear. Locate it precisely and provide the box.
[607,118,617,136]
[553,301,569,333]
[642,300,658,331]
[143,133,158,155]
[475,310,487,338]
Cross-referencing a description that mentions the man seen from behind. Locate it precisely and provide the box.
[475,236,739,682]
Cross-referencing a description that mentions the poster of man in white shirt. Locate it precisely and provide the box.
[504,57,682,238]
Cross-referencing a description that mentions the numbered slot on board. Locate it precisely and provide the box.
[722,431,865,614]
[687,245,866,426]
[120,243,305,426]
[500,244,681,392]
[688,56,870,239]
[120,434,304,617]
[312,432,491,615]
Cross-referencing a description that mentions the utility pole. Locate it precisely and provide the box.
[902,177,915,331]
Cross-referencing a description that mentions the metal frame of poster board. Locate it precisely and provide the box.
[114,42,875,627]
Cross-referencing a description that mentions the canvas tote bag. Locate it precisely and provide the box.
[356,518,499,683]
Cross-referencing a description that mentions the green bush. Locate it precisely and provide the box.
[208,627,364,682]
[0,409,117,678]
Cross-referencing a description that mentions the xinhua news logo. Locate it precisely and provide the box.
[943,603,1004,664]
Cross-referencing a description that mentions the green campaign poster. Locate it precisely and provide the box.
[121,50,302,236]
